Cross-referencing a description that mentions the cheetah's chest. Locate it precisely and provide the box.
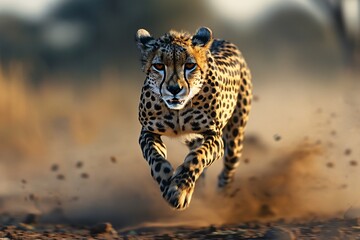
[139,86,238,137]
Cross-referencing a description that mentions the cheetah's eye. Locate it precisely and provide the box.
[184,63,196,71]
[152,63,165,71]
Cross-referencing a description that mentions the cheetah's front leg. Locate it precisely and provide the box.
[139,129,174,193]
[164,133,224,210]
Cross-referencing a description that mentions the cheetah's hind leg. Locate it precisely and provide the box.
[218,112,246,189]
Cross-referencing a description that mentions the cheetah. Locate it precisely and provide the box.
[135,27,252,210]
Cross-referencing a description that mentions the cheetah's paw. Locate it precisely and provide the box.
[163,180,194,210]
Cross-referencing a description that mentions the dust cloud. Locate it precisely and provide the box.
[0,69,359,229]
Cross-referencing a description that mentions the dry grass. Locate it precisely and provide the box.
[0,64,138,161]
[0,64,44,157]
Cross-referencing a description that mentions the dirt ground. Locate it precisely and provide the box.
[1,215,360,239]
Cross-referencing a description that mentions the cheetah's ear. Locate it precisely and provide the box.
[135,29,156,52]
[192,27,213,47]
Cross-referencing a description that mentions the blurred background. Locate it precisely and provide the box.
[0,0,359,228]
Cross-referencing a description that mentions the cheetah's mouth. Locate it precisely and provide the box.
[166,98,185,105]
[164,97,187,110]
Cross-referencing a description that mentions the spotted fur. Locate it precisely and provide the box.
[136,27,252,210]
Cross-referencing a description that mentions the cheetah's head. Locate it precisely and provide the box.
[136,27,213,110]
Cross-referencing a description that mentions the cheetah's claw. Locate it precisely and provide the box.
[163,173,195,210]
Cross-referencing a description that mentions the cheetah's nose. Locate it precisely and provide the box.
[167,84,183,95]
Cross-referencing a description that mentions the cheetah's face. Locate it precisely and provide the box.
[136,27,213,110]
[147,46,201,110]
